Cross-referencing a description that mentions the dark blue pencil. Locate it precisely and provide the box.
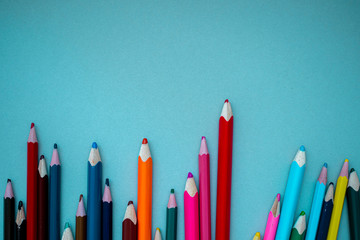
[49,144,61,240]
[102,178,113,240]
[315,182,334,240]
[87,142,102,240]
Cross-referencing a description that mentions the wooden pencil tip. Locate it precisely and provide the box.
[142,138,148,144]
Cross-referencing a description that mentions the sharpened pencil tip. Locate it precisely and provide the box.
[329,182,334,186]
[79,194,83,201]
[255,232,260,237]
[345,159,349,163]
[54,143,57,149]
[7,179,11,183]
[324,162,328,168]
[202,136,206,140]
[92,142,97,149]
[300,145,305,151]
[128,201,133,205]
[300,211,305,216]
[31,123,34,128]
[188,172,193,178]
[40,155,44,159]
[64,222,70,229]
[156,228,160,232]
[277,193,280,201]
[142,138,148,144]
[171,189,174,193]
[350,168,355,173]
[18,201,23,209]
[105,178,109,186]
[225,99,229,103]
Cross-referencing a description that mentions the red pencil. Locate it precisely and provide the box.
[215,100,233,240]
[27,123,38,240]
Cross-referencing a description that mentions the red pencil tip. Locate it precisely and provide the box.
[224,99,229,103]
[31,123,35,128]
[142,138,148,144]
[79,194,83,201]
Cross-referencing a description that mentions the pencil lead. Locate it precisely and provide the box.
[142,138,148,144]
[300,145,305,151]
[7,179,11,183]
[18,201,23,209]
[188,172,193,178]
[324,162,328,168]
[350,168,355,173]
[79,194,83,201]
[105,178,110,186]
[40,155,45,159]
[171,189,174,194]
[31,123,34,128]
[224,99,229,103]
[92,142,97,149]
[128,201,133,205]
[300,211,305,216]
[64,222,70,229]
[277,193,281,201]
[54,143,57,149]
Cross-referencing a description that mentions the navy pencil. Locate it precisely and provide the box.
[315,183,334,240]
[49,144,61,240]
[102,178,113,240]
[87,142,102,240]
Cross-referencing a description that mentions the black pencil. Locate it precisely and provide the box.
[16,201,26,240]
[4,179,15,240]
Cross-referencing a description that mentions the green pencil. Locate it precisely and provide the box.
[289,211,306,240]
[347,168,360,240]
[166,189,177,240]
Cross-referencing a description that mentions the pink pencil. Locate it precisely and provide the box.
[199,137,211,240]
[184,172,199,240]
[263,194,281,240]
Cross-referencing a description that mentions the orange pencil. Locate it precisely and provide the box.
[137,138,153,240]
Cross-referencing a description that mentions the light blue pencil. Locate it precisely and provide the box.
[275,146,306,240]
[49,144,61,240]
[305,163,327,240]
[87,142,102,240]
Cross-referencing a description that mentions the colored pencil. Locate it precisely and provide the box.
[199,136,211,240]
[4,179,15,240]
[138,138,153,240]
[315,183,334,240]
[38,155,48,240]
[275,146,306,240]
[62,223,74,240]
[263,194,281,240]
[122,201,137,240]
[102,178,113,240]
[87,142,102,240]
[347,168,360,240]
[184,172,199,240]
[253,232,261,240]
[16,201,26,240]
[306,163,327,240]
[216,99,233,240]
[154,228,162,240]
[290,211,306,240]
[327,159,349,240]
[50,144,61,240]
[76,195,86,240]
[27,123,38,240]
[166,189,177,240]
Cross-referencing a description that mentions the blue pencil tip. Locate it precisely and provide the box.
[54,143,57,149]
[105,178,109,186]
[299,145,305,151]
[324,162,328,168]
[92,142,97,149]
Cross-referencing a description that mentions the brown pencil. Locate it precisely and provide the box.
[76,194,87,240]
[38,155,48,240]
[122,201,137,240]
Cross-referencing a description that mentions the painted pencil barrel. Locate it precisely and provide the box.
[4,180,15,240]
[264,212,280,240]
[276,161,305,240]
[184,191,199,240]
[102,179,113,240]
[315,183,334,240]
[49,165,61,240]
[87,162,102,240]
[38,167,49,240]
[166,207,177,240]
[75,216,86,240]
[347,169,360,240]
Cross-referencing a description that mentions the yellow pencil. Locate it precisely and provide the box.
[253,232,261,240]
[327,159,349,240]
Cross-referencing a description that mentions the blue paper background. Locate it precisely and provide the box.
[1,1,359,239]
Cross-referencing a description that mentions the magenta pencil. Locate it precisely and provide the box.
[199,137,211,240]
[184,172,199,240]
[263,194,281,240]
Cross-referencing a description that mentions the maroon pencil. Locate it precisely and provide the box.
[37,155,48,240]
[122,201,137,240]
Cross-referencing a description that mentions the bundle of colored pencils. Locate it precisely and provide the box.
[3,100,360,240]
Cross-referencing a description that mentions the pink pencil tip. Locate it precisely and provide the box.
[142,138,148,144]
[188,172,193,178]
[199,137,209,155]
[225,99,229,103]
[277,194,281,201]
[31,123,34,128]
[202,136,206,140]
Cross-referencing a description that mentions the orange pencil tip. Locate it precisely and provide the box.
[142,138,148,144]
